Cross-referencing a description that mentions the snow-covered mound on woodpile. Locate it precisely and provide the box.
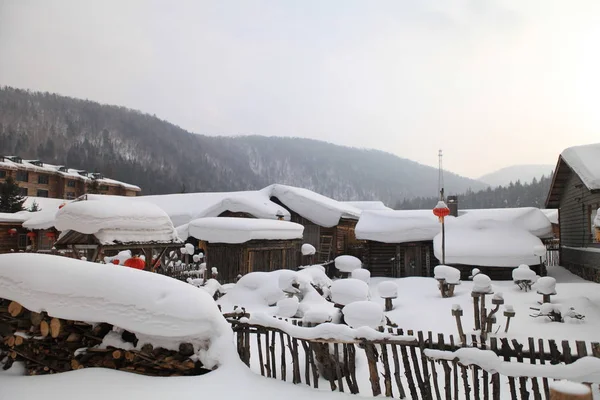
[561,143,600,190]
[434,221,545,267]
[334,255,362,272]
[0,253,233,368]
[178,217,304,244]
[264,184,361,227]
[55,199,180,245]
[356,210,445,243]
[342,301,384,328]
[330,279,369,305]
[457,207,553,238]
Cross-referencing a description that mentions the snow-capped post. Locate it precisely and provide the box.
[451,304,465,344]
[485,292,504,335]
[471,273,493,338]
[503,305,515,333]
[549,380,592,400]
[434,265,460,298]
[432,198,450,264]
[536,276,557,304]
[334,255,362,278]
[301,243,316,265]
[378,281,398,311]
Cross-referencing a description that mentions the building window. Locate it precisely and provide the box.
[19,187,28,196]
[592,206,599,243]
[18,234,28,249]
[38,174,49,184]
[67,180,76,187]
[36,189,49,198]
[66,192,76,199]
[15,171,29,182]
[38,234,53,251]
[0,170,6,178]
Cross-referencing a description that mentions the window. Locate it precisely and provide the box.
[37,234,53,251]
[15,171,29,182]
[36,189,49,198]
[592,206,599,243]
[67,180,76,187]
[0,170,6,178]
[19,187,28,196]
[38,174,49,184]
[18,234,28,249]
[66,192,76,199]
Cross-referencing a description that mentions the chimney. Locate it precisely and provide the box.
[447,195,458,217]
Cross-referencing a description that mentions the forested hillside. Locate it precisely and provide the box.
[0,87,486,203]
[396,175,553,210]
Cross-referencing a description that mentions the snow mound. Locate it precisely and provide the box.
[334,255,362,272]
[472,274,492,294]
[548,380,591,396]
[301,243,316,256]
[434,265,460,284]
[302,309,333,324]
[22,208,60,230]
[330,279,369,305]
[457,207,553,238]
[512,264,537,281]
[55,199,180,245]
[343,301,384,329]
[0,253,232,368]
[356,210,444,243]
[377,281,398,298]
[181,217,303,244]
[276,297,299,318]
[184,243,195,254]
[351,268,370,284]
[341,201,391,211]
[535,276,557,295]
[278,270,301,294]
[104,250,132,266]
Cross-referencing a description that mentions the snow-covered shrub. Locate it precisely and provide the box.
[276,297,300,318]
[531,303,584,322]
[334,255,361,273]
[185,243,194,255]
[301,243,316,256]
[351,268,370,284]
[180,246,187,255]
[342,301,384,329]
[512,264,538,291]
[302,309,332,325]
[192,254,201,263]
[330,278,369,306]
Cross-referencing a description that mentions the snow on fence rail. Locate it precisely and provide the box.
[226,314,600,400]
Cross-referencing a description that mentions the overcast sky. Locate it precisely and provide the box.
[1,1,599,179]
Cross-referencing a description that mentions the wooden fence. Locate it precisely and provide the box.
[229,318,600,400]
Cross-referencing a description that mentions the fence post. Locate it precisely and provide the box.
[549,381,592,400]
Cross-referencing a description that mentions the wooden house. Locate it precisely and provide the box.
[179,217,304,283]
[0,213,30,253]
[356,210,440,277]
[545,143,600,282]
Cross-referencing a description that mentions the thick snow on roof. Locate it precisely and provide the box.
[23,196,67,210]
[457,207,553,238]
[341,201,392,211]
[355,210,443,243]
[22,198,71,230]
[265,184,361,227]
[0,211,31,223]
[541,209,559,225]
[55,198,179,244]
[0,253,232,368]
[180,217,304,244]
[560,143,600,190]
[434,220,546,267]
[127,191,290,227]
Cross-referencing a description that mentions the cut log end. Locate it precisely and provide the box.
[8,301,23,317]
[50,318,62,338]
[40,321,50,338]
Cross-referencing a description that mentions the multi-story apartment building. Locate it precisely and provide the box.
[0,156,141,199]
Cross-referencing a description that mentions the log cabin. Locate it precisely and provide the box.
[178,217,304,283]
[545,143,600,282]
[0,213,30,253]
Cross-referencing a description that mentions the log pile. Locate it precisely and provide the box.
[0,298,210,376]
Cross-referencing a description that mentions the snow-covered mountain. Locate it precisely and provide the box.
[0,87,487,204]
[478,165,554,187]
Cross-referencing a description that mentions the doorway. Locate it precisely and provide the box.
[403,246,422,276]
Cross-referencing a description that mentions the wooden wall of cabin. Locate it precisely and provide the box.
[0,223,26,254]
[363,241,437,278]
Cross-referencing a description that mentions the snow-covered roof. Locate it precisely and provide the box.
[560,143,600,191]
[0,211,31,224]
[0,156,141,191]
[434,219,546,267]
[341,201,392,211]
[355,210,444,243]
[265,184,361,227]
[541,209,559,225]
[23,196,67,210]
[55,198,180,245]
[457,208,553,238]
[179,217,304,244]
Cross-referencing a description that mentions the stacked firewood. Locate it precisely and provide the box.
[0,298,209,376]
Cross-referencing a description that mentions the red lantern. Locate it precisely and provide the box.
[7,228,17,236]
[111,259,120,265]
[124,257,145,270]
[45,231,56,240]
[59,203,66,209]
[433,201,450,222]
[26,232,37,239]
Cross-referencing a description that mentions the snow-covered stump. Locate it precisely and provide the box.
[434,265,461,298]
[334,255,362,278]
[549,381,592,400]
[536,276,557,304]
[301,243,316,265]
[471,274,493,339]
[504,305,516,333]
[378,281,398,311]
